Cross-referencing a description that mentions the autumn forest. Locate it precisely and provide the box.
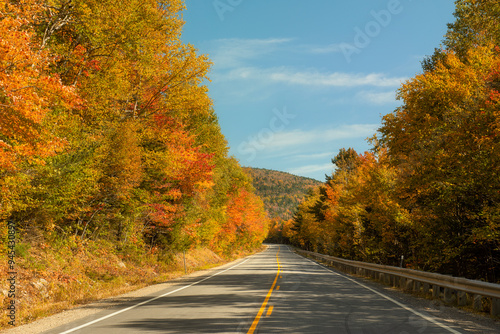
[1,0,500,327]
[243,167,321,221]
[1,0,269,324]
[0,0,272,252]
[273,1,500,284]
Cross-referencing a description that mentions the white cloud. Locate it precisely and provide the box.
[289,152,336,161]
[207,38,407,89]
[288,163,334,175]
[307,43,343,54]
[357,90,398,105]
[208,38,293,69]
[217,67,406,87]
[261,123,378,152]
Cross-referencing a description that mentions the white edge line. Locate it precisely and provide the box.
[58,258,251,334]
[298,254,462,334]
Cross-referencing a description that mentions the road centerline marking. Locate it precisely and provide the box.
[266,305,274,317]
[247,247,281,334]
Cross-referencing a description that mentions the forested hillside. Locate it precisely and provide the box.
[243,167,322,220]
[284,0,500,283]
[0,0,268,326]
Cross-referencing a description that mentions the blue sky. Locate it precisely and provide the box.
[181,0,457,181]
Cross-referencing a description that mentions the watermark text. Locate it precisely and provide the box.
[238,107,295,162]
[213,0,244,21]
[6,221,17,326]
[340,0,405,63]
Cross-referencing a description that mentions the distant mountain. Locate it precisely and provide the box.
[243,167,323,220]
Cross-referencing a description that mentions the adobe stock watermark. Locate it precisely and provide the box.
[213,0,244,21]
[6,221,17,326]
[340,0,408,63]
[238,107,295,162]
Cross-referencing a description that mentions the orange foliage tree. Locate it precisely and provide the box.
[290,1,500,281]
[0,0,76,169]
[380,46,500,279]
[1,0,268,259]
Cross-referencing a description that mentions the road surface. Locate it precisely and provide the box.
[43,245,468,333]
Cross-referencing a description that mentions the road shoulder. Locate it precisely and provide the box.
[1,254,256,334]
[298,251,500,334]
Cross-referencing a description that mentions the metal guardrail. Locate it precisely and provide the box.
[295,249,500,317]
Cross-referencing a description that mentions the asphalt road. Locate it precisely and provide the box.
[43,245,468,333]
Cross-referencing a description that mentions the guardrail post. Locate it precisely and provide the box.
[473,295,483,311]
[457,291,467,306]
[443,287,454,304]
[400,277,407,289]
[405,279,414,292]
[492,298,500,317]
[432,285,440,299]
[393,276,399,288]
[414,281,421,293]
[422,282,430,294]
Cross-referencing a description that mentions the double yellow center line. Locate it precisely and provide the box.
[247,247,281,334]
